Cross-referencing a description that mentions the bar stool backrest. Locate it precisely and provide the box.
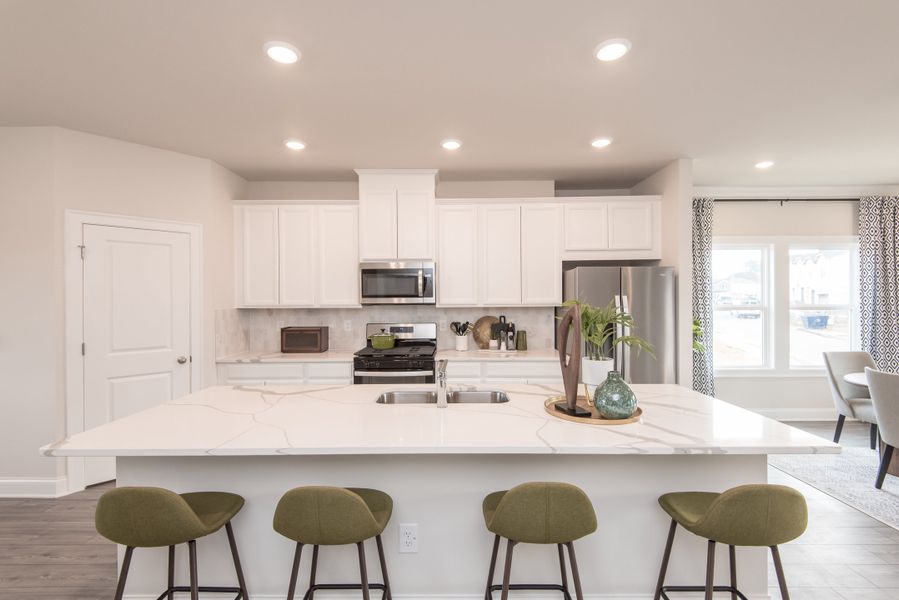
[694,484,807,547]
[866,367,899,447]
[273,486,382,545]
[488,482,597,544]
[95,487,208,547]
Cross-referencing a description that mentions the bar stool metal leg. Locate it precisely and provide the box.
[225,522,250,599]
[167,545,175,600]
[500,539,516,600]
[375,535,392,600]
[654,520,677,600]
[113,546,134,600]
[286,542,304,600]
[484,535,500,600]
[557,544,571,600]
[704,540,715,600]
[357,541,371,600]
[728,545,737,600]
[188,539,199,600]
[771,545,791,600]
[306,545,318,600]
[565,542,585,600]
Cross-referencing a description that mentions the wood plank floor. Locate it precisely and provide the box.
[0,421,895,599]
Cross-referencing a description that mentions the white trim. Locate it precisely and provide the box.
[693,184,899,199]
[0,477,69,498]
[63,210,203,495]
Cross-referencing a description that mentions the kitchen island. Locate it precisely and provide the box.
[43,383,837,599]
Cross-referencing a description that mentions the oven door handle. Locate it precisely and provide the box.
[417,269,424,297]
[354,370,434,377]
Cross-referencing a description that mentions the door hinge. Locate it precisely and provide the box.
[78,245,85,260]
[81,342,85,356]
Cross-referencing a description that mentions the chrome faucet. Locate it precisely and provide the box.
[436,359,448,407]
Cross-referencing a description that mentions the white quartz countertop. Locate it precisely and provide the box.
[216,349,558,363]
[43,384,838,458]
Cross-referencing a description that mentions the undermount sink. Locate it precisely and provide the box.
[375,390,510,404]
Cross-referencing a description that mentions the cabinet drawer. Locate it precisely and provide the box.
[484,361,560,379]
[446,362,483,379]
[222,363,305,381]
[306,362,352,381]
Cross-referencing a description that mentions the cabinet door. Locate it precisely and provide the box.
[279,206,317,306]
[608,202,653,250]
[564,203,609,251]
[480,205,521,305]
[240,205,280,306]
[359,189,397,260]
[396,189,435,258]
[318,205,360,306]
[521,204,562,305]
[437,205,479,306]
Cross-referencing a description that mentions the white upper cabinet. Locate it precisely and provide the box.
[480,204,521,306]
[356,170,436,260]
[562,196,661,260]
[436,204,479,306]
[239,205,280,306]
[317,205,359,306]
[235,203,360,308]
[279,206,317,306]
[521,204,562,305]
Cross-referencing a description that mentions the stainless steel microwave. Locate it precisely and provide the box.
[359,261,436,304]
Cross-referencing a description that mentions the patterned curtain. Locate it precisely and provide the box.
[692,197,715,395]
[859,196,899,373]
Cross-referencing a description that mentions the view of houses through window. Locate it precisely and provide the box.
[712,239,857,372]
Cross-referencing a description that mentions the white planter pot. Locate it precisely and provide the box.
[454,335,469,351]
[581,357,614,395]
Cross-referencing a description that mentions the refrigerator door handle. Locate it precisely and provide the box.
[621,295,630,381]
[614,294,623,373]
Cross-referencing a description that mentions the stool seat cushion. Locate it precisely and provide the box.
[659,484,807,547]
[273,486,393,545]
[96,487,245,548]
[483,482,597,544]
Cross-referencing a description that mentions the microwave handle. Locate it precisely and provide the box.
[417,269,424,297]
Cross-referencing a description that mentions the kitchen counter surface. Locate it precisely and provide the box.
[216,349,559,363]
[437,348,558,361]
[43,383,838,457]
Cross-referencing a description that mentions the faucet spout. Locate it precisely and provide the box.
[436,359,448,408]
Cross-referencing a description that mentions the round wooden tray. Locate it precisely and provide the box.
[544,395,643,425]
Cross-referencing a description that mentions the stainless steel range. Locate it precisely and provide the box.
[353,323,437,384]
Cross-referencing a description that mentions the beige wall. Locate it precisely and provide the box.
[244,179,555,200]
[631,159,695,386]
[0,127,246,489]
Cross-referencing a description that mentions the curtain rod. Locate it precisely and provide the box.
[713,198,859,203]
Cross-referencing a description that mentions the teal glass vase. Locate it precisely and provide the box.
[593,371,637,419]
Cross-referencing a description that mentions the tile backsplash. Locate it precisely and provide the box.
[215,306,557,357]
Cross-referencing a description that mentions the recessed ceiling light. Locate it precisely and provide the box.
[284,139,306,151]
[594,38,631,62]
[755,160,775,169]
[441,139,462,150]
[591,137,613,148]
[265,41,300,64]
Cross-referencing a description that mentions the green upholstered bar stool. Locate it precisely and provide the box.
[95,487,249,600]
[653,484,808,600]
[482,482,597,600]
[273,486,393,600]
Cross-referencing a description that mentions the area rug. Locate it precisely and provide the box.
[769,446,899,529]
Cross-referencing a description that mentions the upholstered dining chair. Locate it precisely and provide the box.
[823,351,878,447]
[866,368,899,489]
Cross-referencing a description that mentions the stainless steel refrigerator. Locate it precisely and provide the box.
[557,266,677,384]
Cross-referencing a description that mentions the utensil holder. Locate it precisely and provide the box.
[454,335,469,351]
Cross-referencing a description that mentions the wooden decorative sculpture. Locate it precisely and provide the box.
[555,304,591,417]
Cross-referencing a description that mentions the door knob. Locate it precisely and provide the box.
[177,356,188,364]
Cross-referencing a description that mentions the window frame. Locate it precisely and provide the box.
[712,235,859,378]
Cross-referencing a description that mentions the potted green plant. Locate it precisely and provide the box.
[562,300,654,391]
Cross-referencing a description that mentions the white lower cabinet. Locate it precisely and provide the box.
[445,360,562,385]
[217,362,353,386]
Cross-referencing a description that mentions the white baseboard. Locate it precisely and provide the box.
[752,407,836,422]
[0,476,68,498]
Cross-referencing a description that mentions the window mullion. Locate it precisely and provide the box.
[772,241,790,370]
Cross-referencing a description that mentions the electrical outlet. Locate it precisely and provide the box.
[344,320,353,332]
[399,523,418,553]
[438,320,448,331]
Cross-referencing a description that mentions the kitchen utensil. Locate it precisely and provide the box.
[515,330,528,351]
[368,329,397,350]
[473,316,499,349]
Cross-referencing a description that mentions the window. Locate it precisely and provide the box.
[712,245,770,368]
[712,238,857,374]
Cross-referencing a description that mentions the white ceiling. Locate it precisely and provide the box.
[2,0,898,188]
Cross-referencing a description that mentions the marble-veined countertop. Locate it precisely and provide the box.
[216,349,559,363]
[42,383,839,458]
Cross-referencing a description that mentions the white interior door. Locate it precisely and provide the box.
[82,224,191,485]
